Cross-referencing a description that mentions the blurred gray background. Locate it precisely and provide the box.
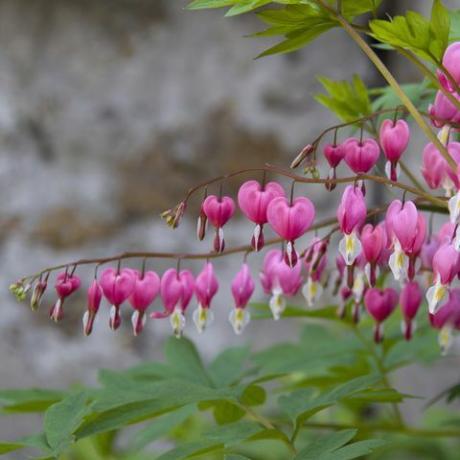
[0,0,459,446]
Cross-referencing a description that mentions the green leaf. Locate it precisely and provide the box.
[294,429,357,459]
[240,385,266,406]
[226,0,272,17]
[255,4,337,58]
[213,401,246,425]
[0,388,66,413]
[315,75,372,122]
[128,404,196,451]
[341,0,382,19]
[370,2,450,64]
[164,337,212,386]
[187,0,236,10]
[208,346,250,387]
[321,439,386,460]
[44,391,91,455]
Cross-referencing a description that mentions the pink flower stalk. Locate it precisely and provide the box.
[83,279,103,336]
[427,244,460,314]
[237,180,285,251]
[323,143,345,191]
[193,262,219,333]
[202,195,236,253]
[400,281,422,340]
[267,196,315,267]
[99,267,136,331]
[50,272,81,322]
[361,223,386,286]
[421,142,460,195]
[429,90,460,128]
[229,263,255,334]
[337,185,366,266]
[302,238,328,307]
[364,287,398,343]
[128,270,161,336]
[437,42,460,92]
[260,249,302,320]
[343,137,380,175]
[153,268,194,337]
[379,119,410,181]
[430,288,460,353]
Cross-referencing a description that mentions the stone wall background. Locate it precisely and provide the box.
[0,0,459,453]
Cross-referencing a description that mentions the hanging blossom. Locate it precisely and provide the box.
[202,195,235,253]
[229,263,255,335]
[429,90,460,128]
[337,185,366,267]
[302,237,328,308]
[237,180,285,251]
[99,268,136,331]
[50,272,81,322]
[266,194,315,267]
[386,200,426,282]
[128,270,161,336]
[360,223,387,287]
[426,243,460,315]
[152,268,195,338]
[430,289,460,354]
[323,141,345,191]
[437,42,460,92]
[193,262,219,334]
[379,118,410,182]
[83,279,103,336]
[260,249,302,320]
[399,281,422,341]
[364,287,398,343]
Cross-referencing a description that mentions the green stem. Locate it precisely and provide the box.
[350,325,404,426]
[314,0,457,170]
[399,160,426,193]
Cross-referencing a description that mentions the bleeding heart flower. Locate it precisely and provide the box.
[400,281,422,340]
[438,42,460,92]
[430,288,460,353]
[83,279,103,336]
[379,119,410,181]
[302,238,328,308]
[237,180,285,251]
[364,287,398,343]
[202,195,236,252]
[361,223,386,286]
[229,263,255,335]
[343,137,380,174]
[193,262,219,334]
[260,249,302,320]
[152,268,194,338]
[267,195,315,267]
[337,185,366,266]
[323,143,345,191]
[421,141,460,196]
[128,270,161,336]
[100,267,136,331]
[50,272,81,323]
[429,90,460,128]
[427,244,460,315]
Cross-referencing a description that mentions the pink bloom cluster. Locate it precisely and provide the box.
[19,42,460,352]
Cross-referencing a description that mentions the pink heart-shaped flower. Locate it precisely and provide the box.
[202,195,235,228]
[343,137,380,174]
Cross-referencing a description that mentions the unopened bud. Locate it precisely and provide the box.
[291,144,314,169]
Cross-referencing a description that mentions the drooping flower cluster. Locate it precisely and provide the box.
[12,43,460,353]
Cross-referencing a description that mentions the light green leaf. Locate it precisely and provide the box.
[450,10,460,41]
[294,429,357,459]
[44,391,91,455]
[213,401,246,425]
[128,404,196,451]
[208,346,250,387]
[0,388,66,413]
[164,337,212,386]
[315,75,372,122]
[0,442,24,454]
[320,439,386,460]
[341,0,382,19]
[240,385,266,406]
[187,0,236,10]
